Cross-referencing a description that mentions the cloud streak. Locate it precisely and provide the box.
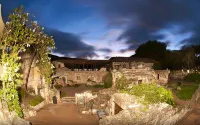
[85,0,200,51]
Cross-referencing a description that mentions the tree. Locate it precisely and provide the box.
[0,6,55,117]
[164,50,183,69]
[181,45,196,69]
[134,40,167,61]
[134,40,167,68]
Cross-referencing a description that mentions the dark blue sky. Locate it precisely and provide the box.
[0,0,200,59]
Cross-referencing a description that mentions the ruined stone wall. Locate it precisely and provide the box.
[27,66,43,94]
[52,61,65,69]
[155,70,170,85]
[169,70,195,80]
[130,62,154,70]
[112,69,169,86]
[54,70,108,85]
[112,68,157,86]
[112,62,129,69]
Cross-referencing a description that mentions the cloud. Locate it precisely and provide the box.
[97,48,112,53]
[45,28,98,58]
[85,0,200,50]
[0,1,99,58]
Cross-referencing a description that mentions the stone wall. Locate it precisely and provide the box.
[169,70,195,80]
[27,66,43,95]
[52,61,65,69]
[54,68,108,86]
[112,61,154,70]
[155,70,170,85]
[112,68,169,86]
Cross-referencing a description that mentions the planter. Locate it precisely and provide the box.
[30,101,45,111]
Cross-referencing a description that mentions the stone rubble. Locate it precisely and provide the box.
[99,93,189,125]
[77,89,117,114]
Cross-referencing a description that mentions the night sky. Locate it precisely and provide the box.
[0,0,200,59]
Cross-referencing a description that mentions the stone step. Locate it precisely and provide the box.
[61,97,75,104]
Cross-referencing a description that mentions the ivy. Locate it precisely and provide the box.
[0,6,55,117]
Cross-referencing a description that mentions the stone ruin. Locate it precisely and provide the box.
[75,87,191,125]
[75,89,117,115]
[112,69,170,89]
[99,93,189,125]
[53,67,108,86]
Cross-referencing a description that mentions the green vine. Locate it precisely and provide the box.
[0,6,55,117]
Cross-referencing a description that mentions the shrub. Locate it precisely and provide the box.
[29,95,44,106]
[104,72,112,88]
[54,84,63,89]
[116,75,131,89]
[184,73,200,83]
[60,91,67,98]
[121,83,175,106]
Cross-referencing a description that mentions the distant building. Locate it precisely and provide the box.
[52,55,170,86]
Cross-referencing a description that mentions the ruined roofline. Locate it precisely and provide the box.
[54,59,110,65]
[109,56,159,63]
[51,54,159,64]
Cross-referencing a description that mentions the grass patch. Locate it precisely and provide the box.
[28,95,44,106]
[60,91,67,98]
[54,84,63,89]
[176,84,199,100]
[167,81,182,89]
[184,73,200,83]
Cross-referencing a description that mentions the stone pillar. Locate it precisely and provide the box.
[112,70,117,89]
[110,96,115,115]
[34,85,38,95]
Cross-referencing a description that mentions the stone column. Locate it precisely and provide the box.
[111,70,116,89]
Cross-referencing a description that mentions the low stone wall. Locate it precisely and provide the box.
[30,101,45,111]
[22,105,37,119]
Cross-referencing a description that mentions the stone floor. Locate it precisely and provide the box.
[28,103,99,125]
[178,109,200,125]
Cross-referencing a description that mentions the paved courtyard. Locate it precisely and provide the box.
[28,103,99,125]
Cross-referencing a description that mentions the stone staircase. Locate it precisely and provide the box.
[61,97,75,104]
